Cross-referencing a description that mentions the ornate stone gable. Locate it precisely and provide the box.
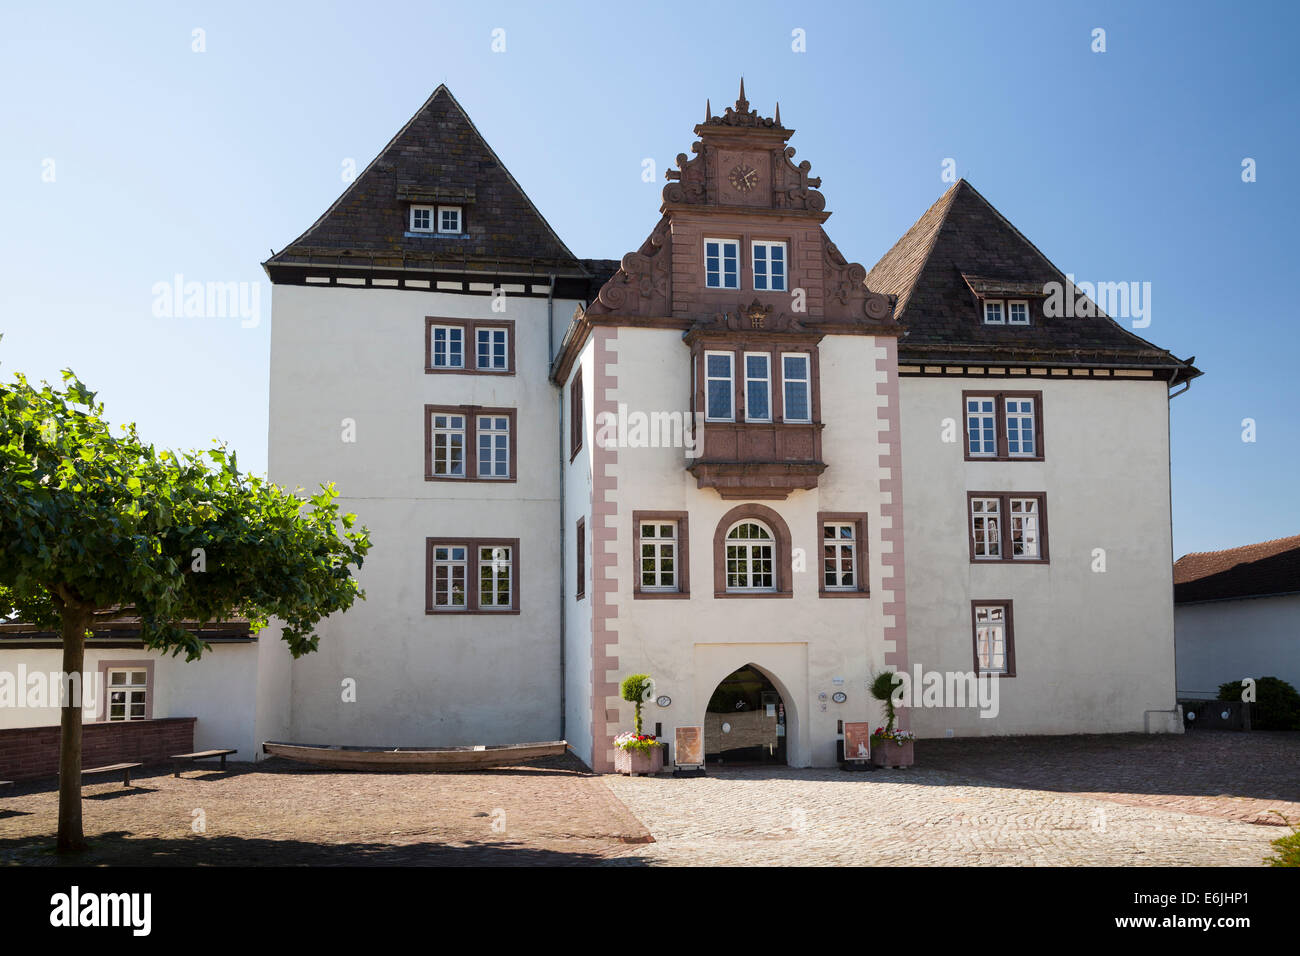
[585,81,896,332]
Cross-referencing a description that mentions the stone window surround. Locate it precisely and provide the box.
[961,389,1044,462]
[632,510,690,599]
[817,511,870,597]
[971,599,1017,678]
[692,340,822,426]
[576,516,586,601]
[423,405,517,483]
[712,503,793,599]
[424,537,521,615]
[424,317,515,375]
[966,491,1050,564]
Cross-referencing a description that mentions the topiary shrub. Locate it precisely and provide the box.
[1217,676,1300,731]
[869,670,900,734]
[620,673,653,734]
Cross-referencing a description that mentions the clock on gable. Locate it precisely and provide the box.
[717,150,768,206]
[728,163,758,193]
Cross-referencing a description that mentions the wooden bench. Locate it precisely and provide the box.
[0,781,12,791]
[170,749,237,777]
[79,763,142,787]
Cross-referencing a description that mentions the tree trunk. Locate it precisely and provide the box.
[56,608,90,853]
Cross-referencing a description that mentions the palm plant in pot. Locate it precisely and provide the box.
[868,671,915,768]
[614,673,664,775]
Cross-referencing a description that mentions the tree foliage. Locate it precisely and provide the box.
[0,369,371,659]
[0,362,371,851]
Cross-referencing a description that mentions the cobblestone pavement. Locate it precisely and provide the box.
[921,732,1300,826]
[602,733,1297,866]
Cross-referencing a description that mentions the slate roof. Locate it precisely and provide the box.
[265,85,587,277]
[1174,534,1300,604]
[866,180,1201,382]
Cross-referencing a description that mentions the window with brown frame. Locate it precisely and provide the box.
[633,511,689,599]
[570,371,584,460]
[425,318,515,375]
[962,390,1043,461]
[694,346,819,425]
[424,405,516,482]
[967,492,1049,563]
[711,503,793,598]
[971,600,1016,677]
[818,512,869,596]
[576,517,586,600]
[425,538,520,614]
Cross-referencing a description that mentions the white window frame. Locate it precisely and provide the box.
[430,412,467,478]
[822,522,858,591]
[974,604,1010,675]
[437,205,462,235]
[431,545,469,609]
[410,204,435,233]
[751,240,787,292]
[430,324,465,369]
[704,238,740,290]
[725,521,776,593]
[781,352,812,423]
[1004,397,1037,457]
[965,396,997,457]
[476,326,508,371]
[1007,300,1030,325]
[106,668,148,721]
[1008,497,1041,560]
[476,415,510,479]
[478,545,513,610]
[743,352,772,423]
[983,300,1005,324]
[705,350,735,422]
[970,497,1002,560]
[640,521,678,591]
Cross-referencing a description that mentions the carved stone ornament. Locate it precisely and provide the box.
[823,235,894,322]
[695,299,809,335]
[589,218,672,316]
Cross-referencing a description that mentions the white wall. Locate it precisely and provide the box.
[1175,594,1300,698]
[585,328,897,767]
[268,283,581,748]
[562,342,595,767]
[900,375,1182,736]
[0,644,259,757]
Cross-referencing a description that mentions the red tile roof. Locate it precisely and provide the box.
[1174,533,1300,603]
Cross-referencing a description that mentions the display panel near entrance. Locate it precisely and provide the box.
[705,665,787,765]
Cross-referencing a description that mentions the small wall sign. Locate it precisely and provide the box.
[675,726,704,766]
[832,692,847,704]
[656,695,672,707]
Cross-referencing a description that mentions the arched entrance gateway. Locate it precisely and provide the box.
[704,664,788,765]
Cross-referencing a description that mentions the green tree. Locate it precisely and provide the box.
[0,368,370,852]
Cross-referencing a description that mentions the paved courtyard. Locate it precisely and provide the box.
[605,731,1297,866]
[0,732,1292,866]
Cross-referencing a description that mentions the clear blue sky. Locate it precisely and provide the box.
[1,0,1296,558]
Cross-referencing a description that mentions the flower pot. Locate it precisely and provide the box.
[870,739,914,768]
[614,744,665,775]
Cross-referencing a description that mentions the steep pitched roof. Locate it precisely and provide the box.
[866,180,1200,381]
[1174,533,1300,604]
[265,85,584,276]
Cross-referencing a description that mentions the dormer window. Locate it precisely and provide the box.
[438,205,462,234]
[1008,300,1030,325]
[983,300,1005,324]
[705,239,740,289]
[410,205,435,233]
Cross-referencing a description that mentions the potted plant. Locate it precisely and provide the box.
[868,671,916,768]
[614,673,664,775]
